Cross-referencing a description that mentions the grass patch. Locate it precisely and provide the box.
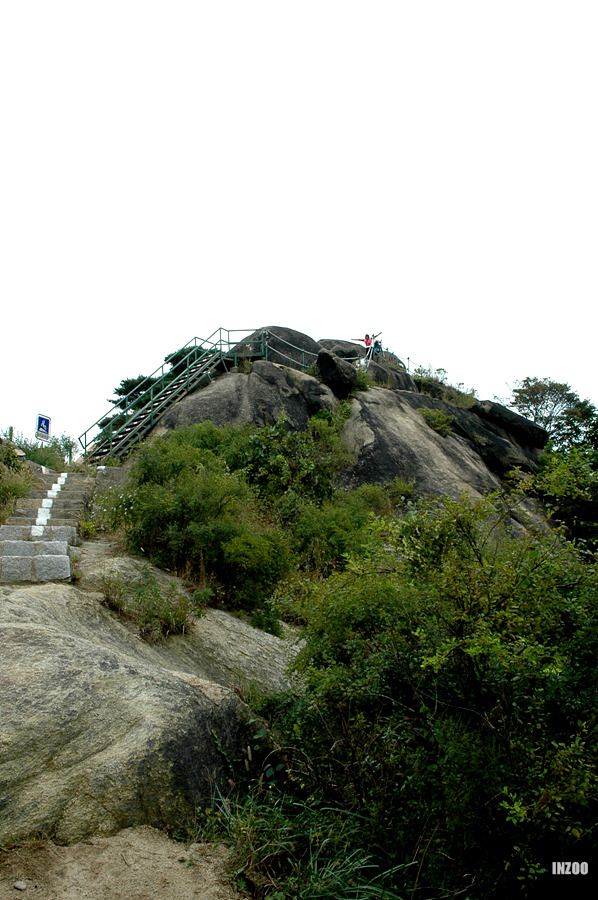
[418,407,454,436]
[101,566,207,642]
[0,443,35,524]
[191,790,407,900]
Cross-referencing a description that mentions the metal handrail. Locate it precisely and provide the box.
[92,349,222,459]
[79,326,419,461]
[79,327,266,458]
[264,329,365,369]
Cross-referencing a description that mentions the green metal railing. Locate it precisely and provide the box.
[79,327,266,461]
[79,326,411,463]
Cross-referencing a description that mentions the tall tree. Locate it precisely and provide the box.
[510,377,598,450]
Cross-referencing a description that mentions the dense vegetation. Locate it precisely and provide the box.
[0,431,77,523]
[3,372,597,897]
[509,378,598,549]
[87,375,598,899]
[0,440,34,523]
[92,408,411,632]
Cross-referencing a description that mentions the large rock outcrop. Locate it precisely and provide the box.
[231,326,321,371]
[156,327,547,500]
[316,348,358,399]
[338,389,546,499]
[159,360,337,433]
[0,554,297,845]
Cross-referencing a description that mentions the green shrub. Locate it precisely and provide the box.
[95,431,297,618]
[237,357,253,374]
[385,475,416,506]
[0,449,34,523]
[78,518,97,539]
[353,368,371,393]
[236,413,351,502]
[418,407,454,436]
[413,366,477,407]
[5,432,78,470]
[349,483,393,516]
[268,494,598,897]
[535,446,598,547]
[101,567,205,641]
[222,529,292,610]
[286,497,372,575]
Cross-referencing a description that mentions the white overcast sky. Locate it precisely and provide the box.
[1,2,597,450]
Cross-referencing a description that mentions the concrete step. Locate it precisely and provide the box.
[6,516,81,527]
[29,476,92,488]
[27,489,91,501]
[0,525,78,545]
[0,470,89,584]
[13,497,89,512]
[0,554,71,582]
[0,540,69,557]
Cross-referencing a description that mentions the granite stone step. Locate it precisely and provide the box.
[0,540,69,557]
[14,497,89,511]
[27,489,91,501]
[0,525,78,544]
[0,470,89,583]
[0,554,71,582]
[6,516,81,527]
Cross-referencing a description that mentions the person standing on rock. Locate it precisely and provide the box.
[353,332,382,367]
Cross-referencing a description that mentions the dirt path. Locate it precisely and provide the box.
[0,826,245,900]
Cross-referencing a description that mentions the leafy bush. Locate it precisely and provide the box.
[353,368,371,392]
[413,365,477,407]
[94,431,296,619]
[0,443,34,523]
[101,567,205,641]
[385,475,416,506]
[535,446,598,547]
[286,499,366,574]
[266,494,598,897]
[3,431,78,470]
[222,529,292,610]
[126,464,251,577]
[279,486,391,577]
[238,416,339,503]
[418,407,455,435]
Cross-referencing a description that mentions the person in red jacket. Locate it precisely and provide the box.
[353,332,382,365]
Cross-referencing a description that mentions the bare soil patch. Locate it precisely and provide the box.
[0,826,245,900]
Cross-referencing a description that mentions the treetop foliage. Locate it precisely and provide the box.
[509,376,598,451]
[508,377,598,548]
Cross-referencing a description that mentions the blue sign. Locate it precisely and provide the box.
[36,415,51,442]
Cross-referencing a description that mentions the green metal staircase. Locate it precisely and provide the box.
[79,328,266,462]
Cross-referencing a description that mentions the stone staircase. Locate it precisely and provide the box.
[0,469,93,583]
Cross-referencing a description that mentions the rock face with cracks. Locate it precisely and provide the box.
[0,327,548,855]
[157,328,547,501]
[0,564,297,846]
[158,359,336,434]
[337,388,547,498]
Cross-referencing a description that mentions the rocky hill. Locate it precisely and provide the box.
[0,328,550,895]
[156,326,547,504]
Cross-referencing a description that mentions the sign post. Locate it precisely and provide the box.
[36,415,51,442]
